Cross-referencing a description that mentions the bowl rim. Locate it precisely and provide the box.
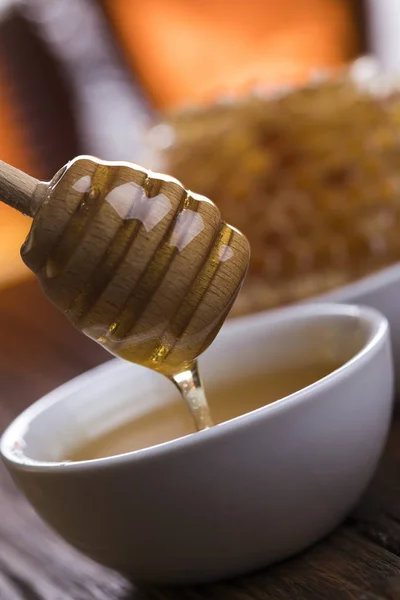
[314,261,400,304]
[0,303,389,473]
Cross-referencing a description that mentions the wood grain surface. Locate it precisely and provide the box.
[1,279,400,599]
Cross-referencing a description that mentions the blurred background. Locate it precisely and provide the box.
[0,0,395,290]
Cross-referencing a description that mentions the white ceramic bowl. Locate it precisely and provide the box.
[1,304,394,585]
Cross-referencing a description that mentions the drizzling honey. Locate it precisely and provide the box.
[10,156,250,430]
[67,360,342,460]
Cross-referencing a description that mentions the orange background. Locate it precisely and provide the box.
[104,0,355,108]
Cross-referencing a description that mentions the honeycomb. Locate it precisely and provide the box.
[160,61,400,316]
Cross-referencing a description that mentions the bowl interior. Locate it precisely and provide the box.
[2,306,381,464]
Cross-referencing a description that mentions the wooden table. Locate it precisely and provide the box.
[1,280,400,599]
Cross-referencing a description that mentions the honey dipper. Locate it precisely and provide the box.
[0,156,250,430]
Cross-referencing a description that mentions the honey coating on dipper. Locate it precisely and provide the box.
[161,64,400,315]
[21,157,250,378]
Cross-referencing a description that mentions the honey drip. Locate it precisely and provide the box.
[172,361,214,430]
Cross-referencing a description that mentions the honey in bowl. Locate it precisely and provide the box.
[67,360,341,461]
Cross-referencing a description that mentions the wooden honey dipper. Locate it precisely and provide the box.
[0,156,250,430]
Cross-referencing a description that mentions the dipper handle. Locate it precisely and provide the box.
[0,160,48,217]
